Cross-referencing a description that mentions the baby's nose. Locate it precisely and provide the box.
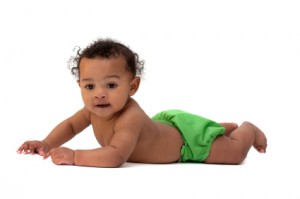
[94,89,106,99]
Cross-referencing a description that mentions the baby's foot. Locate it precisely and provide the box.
[252,124,267,153]
[220,122,239,136]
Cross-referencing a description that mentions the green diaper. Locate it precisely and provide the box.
[152,110,225,162]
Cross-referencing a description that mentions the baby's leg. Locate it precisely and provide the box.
[219,122,238,136]
[204,121,267,164]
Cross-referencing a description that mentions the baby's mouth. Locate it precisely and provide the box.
[96,104,111,108]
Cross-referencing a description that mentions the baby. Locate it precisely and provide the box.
[17,38,267,167]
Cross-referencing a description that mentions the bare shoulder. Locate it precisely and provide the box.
[115,98,148,129]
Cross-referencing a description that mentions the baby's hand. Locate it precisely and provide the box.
[49,147,74,165]
[17,140,50,157]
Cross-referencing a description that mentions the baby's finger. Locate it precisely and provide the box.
[17,145,24,154]
[51,155,64,165]
[40,148,51,159]
[38,145,47,155]
[28,144,37,155]
[18,143,29,154]
[39,149,45,156]
[42,152,50,159]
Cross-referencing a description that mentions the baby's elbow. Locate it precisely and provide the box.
[105,157,124,168]
[104,146,126,168]
[108,160,124,168]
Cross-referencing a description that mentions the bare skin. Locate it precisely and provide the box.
[219,123,238,136]
[17,57,267,167]
[204,121,267,164]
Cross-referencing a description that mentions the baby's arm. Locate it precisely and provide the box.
[43,108,91,149]
[72,108,144,168]
[17,107,91,156]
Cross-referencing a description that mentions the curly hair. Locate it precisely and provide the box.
[68,38,144,79]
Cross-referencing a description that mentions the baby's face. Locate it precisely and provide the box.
[78,57,137,118]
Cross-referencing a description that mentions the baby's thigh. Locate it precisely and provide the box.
[204,136,245,164]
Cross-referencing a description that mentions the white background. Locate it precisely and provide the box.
[0,0,299,198]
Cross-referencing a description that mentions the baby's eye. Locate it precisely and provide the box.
[84,84,95,90]
[107,83,118,89]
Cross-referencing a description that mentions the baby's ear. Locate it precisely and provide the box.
[129,76,140,96]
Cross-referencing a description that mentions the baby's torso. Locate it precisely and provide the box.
[90,112,183,163]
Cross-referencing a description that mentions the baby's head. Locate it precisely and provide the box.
[69,38,144,80]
